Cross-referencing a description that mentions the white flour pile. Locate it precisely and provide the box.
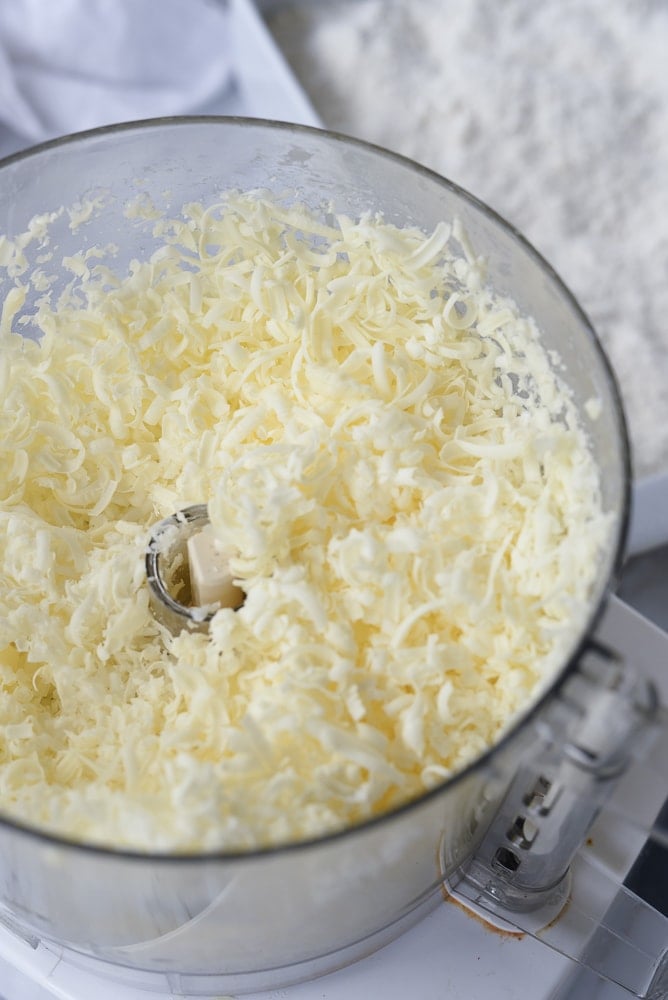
[267,0,668,477]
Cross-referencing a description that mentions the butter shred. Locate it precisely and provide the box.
[0,193,610,851]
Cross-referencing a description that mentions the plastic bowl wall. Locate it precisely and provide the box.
[0,119,630,993]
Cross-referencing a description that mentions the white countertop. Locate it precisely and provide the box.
[264,0,668,481]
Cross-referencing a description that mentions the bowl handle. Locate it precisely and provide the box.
[449,597,668,998]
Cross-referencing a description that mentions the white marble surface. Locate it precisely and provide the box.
[265,0,668,479]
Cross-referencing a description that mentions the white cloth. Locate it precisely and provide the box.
[0,0,233,143]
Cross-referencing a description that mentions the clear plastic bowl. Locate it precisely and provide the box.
[0,118,630,995]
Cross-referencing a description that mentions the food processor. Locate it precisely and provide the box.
[0,117,666,1000]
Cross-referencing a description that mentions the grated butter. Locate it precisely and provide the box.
[0,193,611,851]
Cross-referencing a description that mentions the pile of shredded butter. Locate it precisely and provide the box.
[0,193,610,851]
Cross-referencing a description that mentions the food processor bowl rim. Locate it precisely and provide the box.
[0,115,633,863]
